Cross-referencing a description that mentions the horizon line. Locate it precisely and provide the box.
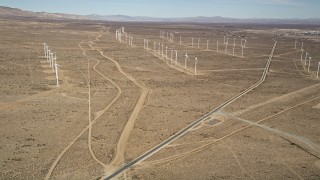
[1,5,320,20]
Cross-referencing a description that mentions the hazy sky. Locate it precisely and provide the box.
[1,0,320,18]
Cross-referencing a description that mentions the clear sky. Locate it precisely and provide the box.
[1,0,320,19]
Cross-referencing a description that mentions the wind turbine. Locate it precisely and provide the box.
[166,46,168,60]
[47,48,50,62]
[116,29,121,42]
[116,30,118,39]
[170,33,174,42]
[144,39,148,49]
[241,39,247,57]
[161,44,164,57]
[146,39,149,50]
[171,48,173,63]
[241,38,247,47]
[48,50,51,66]
[55,63,61,87]
[308,57,312,72]
[301,42,304,51]
[198,38,200,49]
[207,40,209,50]
[43,43,47,58]
[224,36,229,53]
[125,33,128,44]
[53,53,57,72]
[45,47,48,61]
[51,52,54,72]
[233,38,236,55]
[304,52,309,65]
[185,51,188,69]
[158,43,161,55]
[180,36,182,45]
[154,42,156,52]
[175,50,178,65]
[194,57,198,75]
[301,49,304,61]
[45,44,48,58]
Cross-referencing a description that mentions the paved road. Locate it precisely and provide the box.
[104,40,277,180]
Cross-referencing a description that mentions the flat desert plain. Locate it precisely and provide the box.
[0,17,320,179]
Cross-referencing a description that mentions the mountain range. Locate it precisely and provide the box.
[1,6,320,25]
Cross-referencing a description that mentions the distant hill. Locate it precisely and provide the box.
[1,6,320,25]
[0,6,88,20]
[87,15,320,25]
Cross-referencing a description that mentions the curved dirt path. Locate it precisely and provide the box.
[87,44,115,169]
[45,34,122,179]
[89,40,150,174]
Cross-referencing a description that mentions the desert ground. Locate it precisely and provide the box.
[0,16,320,180]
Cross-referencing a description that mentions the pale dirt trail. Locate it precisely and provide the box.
[45,32,122,179]
[202,68,264,72]
[227,108,320,157]
[86,33,124,169]
[90,40,150,174]
[233,83,320,116]
[140,95,320,167]
[273,50,299,57]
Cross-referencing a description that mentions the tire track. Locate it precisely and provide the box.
[221,141,256,180]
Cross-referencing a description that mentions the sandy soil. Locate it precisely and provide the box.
[0,17,319,179]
